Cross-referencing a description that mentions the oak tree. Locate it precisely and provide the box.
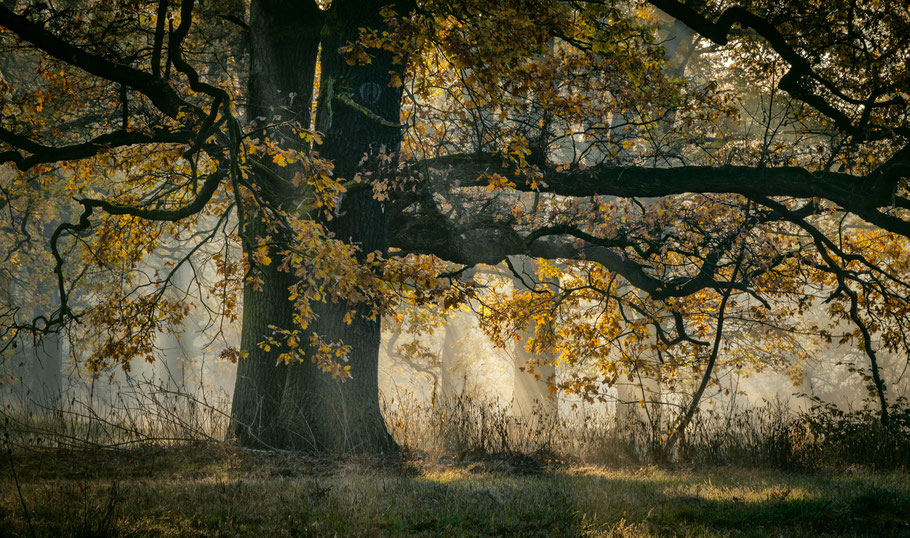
[1,0,908,452]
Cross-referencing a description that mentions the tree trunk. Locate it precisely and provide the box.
[278,297,395,452]
[158,260,194,392]
[229,0,320,448]
[27,330,63,410]
[507,257,557,423]
[230,249,294,447]
[275,0,406,453]
[20,280,65,411]
[440,310,469,405]
[511,327,556,422]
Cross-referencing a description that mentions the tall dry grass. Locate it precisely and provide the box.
[383,391,910,470]
[1,373,231,450]
[3,371,908,470]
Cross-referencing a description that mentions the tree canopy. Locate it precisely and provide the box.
[1,0,908,451]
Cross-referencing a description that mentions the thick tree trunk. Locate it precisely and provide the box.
[230,247,294,447]
[275,0,406,453]
[229,0,410,452]
[230,0,320,448]
[278,296,394,452]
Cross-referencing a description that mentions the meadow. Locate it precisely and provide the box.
[2,393,909,536]
[2,443,909,536]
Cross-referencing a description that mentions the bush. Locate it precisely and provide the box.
[789,397,910,470]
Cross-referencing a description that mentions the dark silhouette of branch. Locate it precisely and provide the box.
[0,4,189,118]
[648,0,908,141]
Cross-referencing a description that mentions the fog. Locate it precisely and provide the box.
[8,276,903,449]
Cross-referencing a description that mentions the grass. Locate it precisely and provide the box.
[2,385,909,535]
[2,444,909,536]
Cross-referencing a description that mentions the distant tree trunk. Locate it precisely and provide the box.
[439,309,470,405]
[660,11,698,79]
[21,280,65,411]
[610,11,696,165]
[26,329,63,409]
[606,13,697,429]
[158,260,195,392]
[614,299,662,432]
[511,326,556,422]
[508,257,557,423]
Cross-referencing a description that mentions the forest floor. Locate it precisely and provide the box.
[1,443,909,536]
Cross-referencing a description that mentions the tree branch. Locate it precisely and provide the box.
[419,151,910,238]
[647,0,908,140]
[0,4,187,118]
[0,125,194,170]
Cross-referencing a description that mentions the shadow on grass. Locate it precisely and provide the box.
[2,447,910,536]
[648,486,910,535]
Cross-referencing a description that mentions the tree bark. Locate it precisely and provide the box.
[275,0,406,452]
[230,250,294,447]
[230,0,321,448]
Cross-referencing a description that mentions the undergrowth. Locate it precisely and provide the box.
[2,379,909,535]
[3,374,909,471]
[384,392,910,471]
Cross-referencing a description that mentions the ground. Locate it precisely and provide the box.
[1,444,909,536]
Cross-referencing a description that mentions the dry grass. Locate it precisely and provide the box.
[384,393,910,471]
[3,377,910,535]
[1,375,231,450]
[2,444,909,536]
